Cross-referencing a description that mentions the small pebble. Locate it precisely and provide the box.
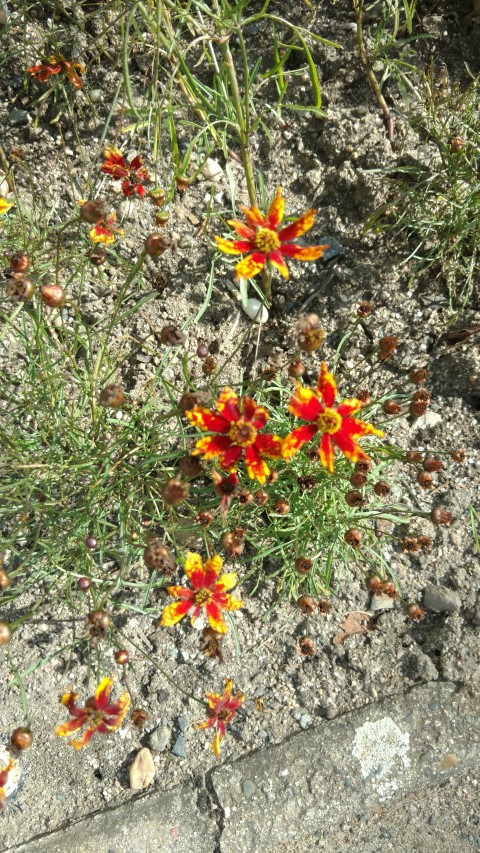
[177,714,189,733]
[171,734,187,758]
[242,779,257,798]
[129,747,155,790]
[242,298,268,324]
[299,713,313,730]
[149,724,171,752]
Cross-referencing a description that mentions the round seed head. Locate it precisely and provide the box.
[143,540,176,573]
[40,284,65,308]
[9,252,29,275]
[6,277,35,301]
[431,507,453,526]
[114,649,129,665]
[99,384,125,408]
[145,233,169,257]
[344,528,362,548]
[10,727,33,750]
[159,325,187,347]
[160,476,189,506]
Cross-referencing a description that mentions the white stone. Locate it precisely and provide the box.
[242,298,268,324]
[129,747,155,790]
[201,158,223,181]
[352,717,410,800]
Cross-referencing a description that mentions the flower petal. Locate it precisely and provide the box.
[212,572,238,593]
[64,61,84,89]
[319,433,335,473]
[55,717,86,737]
[202,555,224,586]
[89,224,116,245]
[216,388,241,422]
[317,363,337,408]
[289,384,323,421]
[185,406,230,433]
[211,729,223,756]
[165,584,194,599]
[239,204,265,227]
[265,187,285,231]
[235,252,266,279]
[205,601,228,633]
[70,726,98,750]
[241,396,268,429]
[95,677,113,710]
[278,209,317,241]
[214,237,252,255]
[332,428,367,465]
[102,691,130,728]
[216,592,243,611]
[341,417,384,439]
[0,200,14,215]
[280,243,330,261]
[267,249,289,278]
[226,219,256,240]
[194,434,234,461]
[282,424,318,459]
[184,552,205,582]
[336,398,363,417]
[244,444,270,483]
[160,598,192,626]
[254,433,283,458]
[218,443,243,471]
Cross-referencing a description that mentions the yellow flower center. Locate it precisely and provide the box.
[218,709,233,722]
[84,708,104,726]
[194,588,212,606]
[229,418,258,447]
[253,228,280,253]
[317,407,342,434]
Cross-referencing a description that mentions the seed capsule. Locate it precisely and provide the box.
[10,727,33,750]
[0,621,13,643]
[357,300,373,317]
[382,400,401,415]
[87,610,112,631]
[222,527,245,558]
[402,537,419,553]
[344,528,361,548]
[450,449,466,464]
[202,355,217,375]
[143,540,176,573]
[417,535,433,552]
[160,476,189,506]
[253,489,268,506]
[288,359,305,378]
[80,199,109,223]
[299,636,315,656]
[350,471,367,488]
[178,455,203,477]
[99,385,125,408]
[406,603,426,621]
[373,480,391,497]
[131,708,148,730]
[412,389,431,403]
[297,595,315,614]
[345,490,366,508]
[160,325,187,347]
[237,489,253,505]
[40,284,65,308]
[295,557,313,575]
[405,451,422,463]
[114,649,129,665]
[417,471,434,489]
[366,575,384,594]
[6,277,35,300]
[9,252,29,275]
[431,507,453,526]
[196,511,213,527]
[409,367,429,385]
[145,233,169,257]
[449,137,465,153]
[423,456,443,472]
[274,499,290,515]
[355,459,372,473]
[148,188,165,208]
[382,580,397,599]
[178,390,210,412]
[409,400,428,417]
[356,389,371,405]
[297,327,325,353]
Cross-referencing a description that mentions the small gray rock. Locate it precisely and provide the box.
[299,713,313,730]
[242,779,256,799]
[150,724,171,752]
[424,584,461,613]
[177,714,189,733]
[171,734,187,758]
[9,108,30,126]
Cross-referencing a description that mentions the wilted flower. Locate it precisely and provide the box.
[215,187,330,280]
[283,363,383,473]
[160,552,243,634]
[195,678,244,756]
[102,147,149,197]
[54,677,130,749]
[27,55,84,88]
[89,211,124,245]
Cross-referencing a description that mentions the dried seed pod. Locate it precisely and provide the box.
[417,535,433,552]
[90,247,106,266]
[237,489,253,505]
[114,649,129,665]
[344,528,361,548]
[356,389,371,405]
[274,499,290,515]
[160,476,189,506]
[0,621,13,644]
[317,599,332,614]
[412,389,431,403]
[431,507,453,526]
[9,252,29,275]
[355,459,372,474]
[366,575,384,594]
[160,325,186,347]
[253,488,268,506]
[288,359,305,378]
[10,727,33,750]
[222,527,245,558]
[80,199,109,223]
[382,400,401,415]
[40,284,65,308]
[6,277,35,301]
[402,537,419,553]
[350,471,367,488]
[295,557,313,575]
[143,539,176,573]
[196,511,213,527]
[299,636,315,656]
[405,451,422,463]
[378,335,399,353]
[297,595,315,614]
[449,136,465,153]
[297,327,325,353]
[0,569,11,590]
[178,455,203,477]
[99,384,125,408]
[266,470,279,484]
[131,708,148,730]
[199,626,224,660]
[409,400,428,417]
[450,449,466,464]
[373,480,391,497]
[409,367,429,385]
[145,233,169,257]
[382,580,397,599]
[297,475,316,492]
[423,456,444,472]
[417,471,434,490]
[178,390,210,412]
[357,300,373,317]
[202,355,217,376]
[345,490,366,508]
[87,610,112,632]
[406,603,426,622]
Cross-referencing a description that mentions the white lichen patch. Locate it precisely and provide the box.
[0,745,21,799]
[352,716,410,800]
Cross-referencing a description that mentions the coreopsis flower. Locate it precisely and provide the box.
[185,387,282,484]
[101,147,149,197]
[0,199,14,216]
[54,677,130,749]
[195,678,244,756]
[89,211,124,244]
[0,754,17,807]
[160,552,243,634]
[283,362,384,473]
[27,56,84,89]
[214,187,330,280]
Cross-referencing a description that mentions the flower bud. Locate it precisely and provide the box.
[7,277,35,301]
[382,400,401,414]
[196,343,209,359]
[423,456,443,472]
[99,384,125,408]
[160,476,189,506]
[373,480,391,497]
[80,199,109,223]
[90,247,106,266]
[345,490,366,508]
[145,233,169,257]
[9,252,29,275]
[355,459,372,473]
[350,471,367,488]
[10,727,33,750]
[114,649,129,665]
[449,137,464,153]
[417,471,434,489]
[409,367,429,385]
[431,507,453,526]
[297,595,315,614]
[40,284,65,308]
[143,539,176,573]
[295,557,313,575]
[87,610,112,631]
[175,175,189,193]
[148,188,165,208]
[344,528,361,548]
[160,325,187,347]
[0,621,12,644]
[77,577,91,591]
[288,359,305,378]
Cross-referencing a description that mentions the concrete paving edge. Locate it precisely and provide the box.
[6,682,479,853]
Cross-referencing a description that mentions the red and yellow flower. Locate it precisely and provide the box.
[54,677,130,749]
[186,388,282,484]
[27,56,84,89]
[0,755,16,807]
[283,362,384,473]
[101,147,149,197]
[214,187,330,280]
[195,678,244,756]
[89,211,124,245]
[160,552,243,634]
